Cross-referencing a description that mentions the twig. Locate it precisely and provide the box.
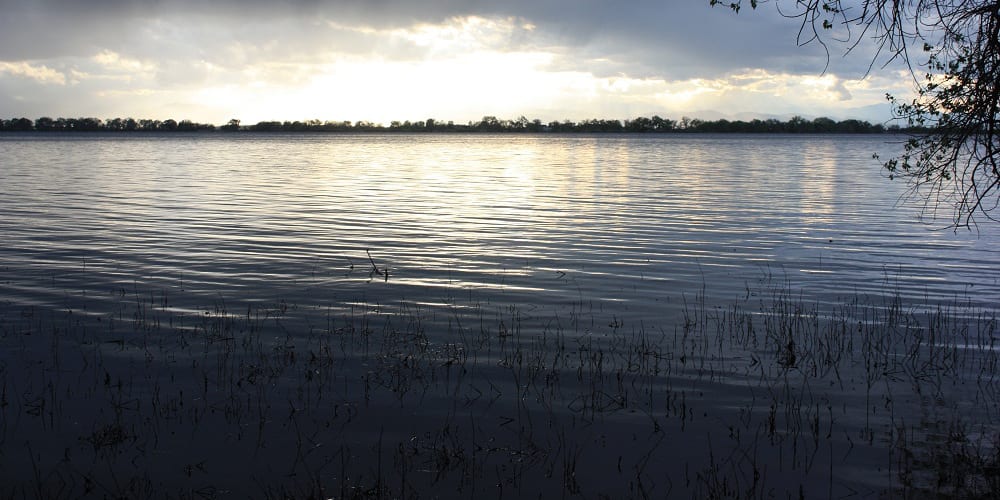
[366,249,389,281]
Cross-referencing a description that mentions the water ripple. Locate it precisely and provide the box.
[1,133,998,326]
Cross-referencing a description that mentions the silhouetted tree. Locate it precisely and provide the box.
[717,0,1000,227]
[477,116,501,132]
[10,118,33,131]
[812,117,836,133]
[35,117,55,131]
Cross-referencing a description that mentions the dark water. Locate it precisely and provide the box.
[1,133,997,498]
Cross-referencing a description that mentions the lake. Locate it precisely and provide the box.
[1,133,998,498]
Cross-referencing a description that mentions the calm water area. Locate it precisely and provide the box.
[1,133,998,498]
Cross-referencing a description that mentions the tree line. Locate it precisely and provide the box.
[0,117,216,132]
[1,115,920,134]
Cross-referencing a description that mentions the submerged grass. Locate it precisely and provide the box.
[0,275,997,499]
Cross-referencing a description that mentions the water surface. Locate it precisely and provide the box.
[1,133,997,498]
[2,133,996,319]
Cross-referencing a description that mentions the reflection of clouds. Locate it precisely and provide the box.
[318,137,545,247]
[796,142,839,220]
[640,136,844,231]
[12,133,990,311]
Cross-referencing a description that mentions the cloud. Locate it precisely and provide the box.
[0,61,66,84]
[0,0,914,123]
[0,0,867,76]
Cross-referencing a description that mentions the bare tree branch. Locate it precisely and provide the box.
[715,0,1000,229]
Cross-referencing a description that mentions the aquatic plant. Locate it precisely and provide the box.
[0,274,996,498]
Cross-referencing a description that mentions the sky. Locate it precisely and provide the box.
[0,0,917,126]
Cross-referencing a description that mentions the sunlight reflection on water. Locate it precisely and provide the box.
[0,133,997,324]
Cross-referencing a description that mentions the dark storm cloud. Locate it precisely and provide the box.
[0,0,869,80]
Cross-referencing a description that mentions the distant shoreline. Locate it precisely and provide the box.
[1,115,926,134]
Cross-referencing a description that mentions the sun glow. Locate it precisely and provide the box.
[188,16,602,124]
[303,52,573,124]
[0,14,905,124]
[193,53,588,125]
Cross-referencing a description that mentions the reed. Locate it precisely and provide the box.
[0,274,996,498]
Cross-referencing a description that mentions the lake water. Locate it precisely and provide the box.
[1,133,998,498]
